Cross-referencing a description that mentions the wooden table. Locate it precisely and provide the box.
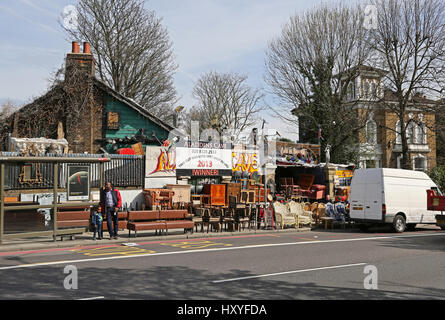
[321,217,334,230]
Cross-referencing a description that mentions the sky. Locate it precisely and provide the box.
[0,0,351,141]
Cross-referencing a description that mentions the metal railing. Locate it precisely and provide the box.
[0,153,144,189]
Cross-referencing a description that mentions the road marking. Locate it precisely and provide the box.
[77,296,105,300]
[73,246,156,257]
[159,240,232,250]
[0,232,444,271]
[0,244,121,257]
[212,263,367,283]
[136,233,274,246]
[0,234,274,257]
[293,237,317,241]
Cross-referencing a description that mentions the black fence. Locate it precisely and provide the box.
[0,153,145,190]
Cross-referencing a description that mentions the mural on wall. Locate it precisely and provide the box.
[232,150,259,174]
[146,146,176,177]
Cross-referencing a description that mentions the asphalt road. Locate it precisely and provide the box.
[1,225,445,300]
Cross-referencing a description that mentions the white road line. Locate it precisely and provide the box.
[212,263,367,283]
[77,296,105,300]
[0,232,443,271]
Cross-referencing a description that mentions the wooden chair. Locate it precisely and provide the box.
[208,206,222,232]
[315,203,326,226]
[310,202,319,213]
[192,207,205,232]
[235,205,250,231]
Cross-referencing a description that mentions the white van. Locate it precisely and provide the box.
[349,168,441,233]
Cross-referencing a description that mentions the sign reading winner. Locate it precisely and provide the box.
[176,140,232,177]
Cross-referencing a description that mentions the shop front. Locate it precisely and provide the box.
[273,141,325,201]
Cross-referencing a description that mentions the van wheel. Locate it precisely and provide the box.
[392,215,406,233]
[440,225,445,231]
[406,224,416,231]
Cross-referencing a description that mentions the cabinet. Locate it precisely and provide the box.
[224,183,242,204]
[143,189,174,210]
[203,184,226,206]
[166,184,192,204]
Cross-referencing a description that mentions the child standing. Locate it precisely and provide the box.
[91,206,103,240]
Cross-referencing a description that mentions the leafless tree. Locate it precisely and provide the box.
[62,0,178,122]
[188,71,264,143]
[369,0,445,169]
[265,3,372,163]
[0,100,17,121]
[0,63,99,153]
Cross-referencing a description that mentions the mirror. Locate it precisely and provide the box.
[19,163,43,186]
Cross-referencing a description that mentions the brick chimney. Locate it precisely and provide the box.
[64,42,97,154]
[65,41,95,81]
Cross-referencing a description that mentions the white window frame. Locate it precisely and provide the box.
[395,120,401,144]
[413,154,427,172]
[366,119,377,145]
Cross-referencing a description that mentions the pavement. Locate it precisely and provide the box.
[1,224,445,300]
[0,227,311,253]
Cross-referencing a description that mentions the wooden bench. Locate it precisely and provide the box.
[4,201,46,232]
[103,212,128,231]
[127,210,194,237]
[127,211,165,238]
[57,206,91,229]
[55,206,92,240]
[160,210,194,235]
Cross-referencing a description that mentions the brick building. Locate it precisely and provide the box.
[0,42,173,154]
[344,66,437,171]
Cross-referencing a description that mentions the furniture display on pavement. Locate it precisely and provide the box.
[203,184,226,206]
[273,201,298,229]
[166,184,191,206]
[143,189,175,210]
[287,201,313,228]
[127,209,194,237]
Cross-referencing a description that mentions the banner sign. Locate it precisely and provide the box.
[146,146,176,178]
[335,170,354,178]
[176,142,232,177]
[232,149,259,174]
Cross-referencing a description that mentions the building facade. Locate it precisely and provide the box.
[0,42,173,154]
[344,66,437,172]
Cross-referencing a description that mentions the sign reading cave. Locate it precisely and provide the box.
[67,165,90,201]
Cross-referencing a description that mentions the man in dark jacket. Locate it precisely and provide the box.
[100,181,122,239]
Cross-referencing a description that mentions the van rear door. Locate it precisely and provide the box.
[350,183,365,220]
[363,183,383,221]
[362,170,383,221]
